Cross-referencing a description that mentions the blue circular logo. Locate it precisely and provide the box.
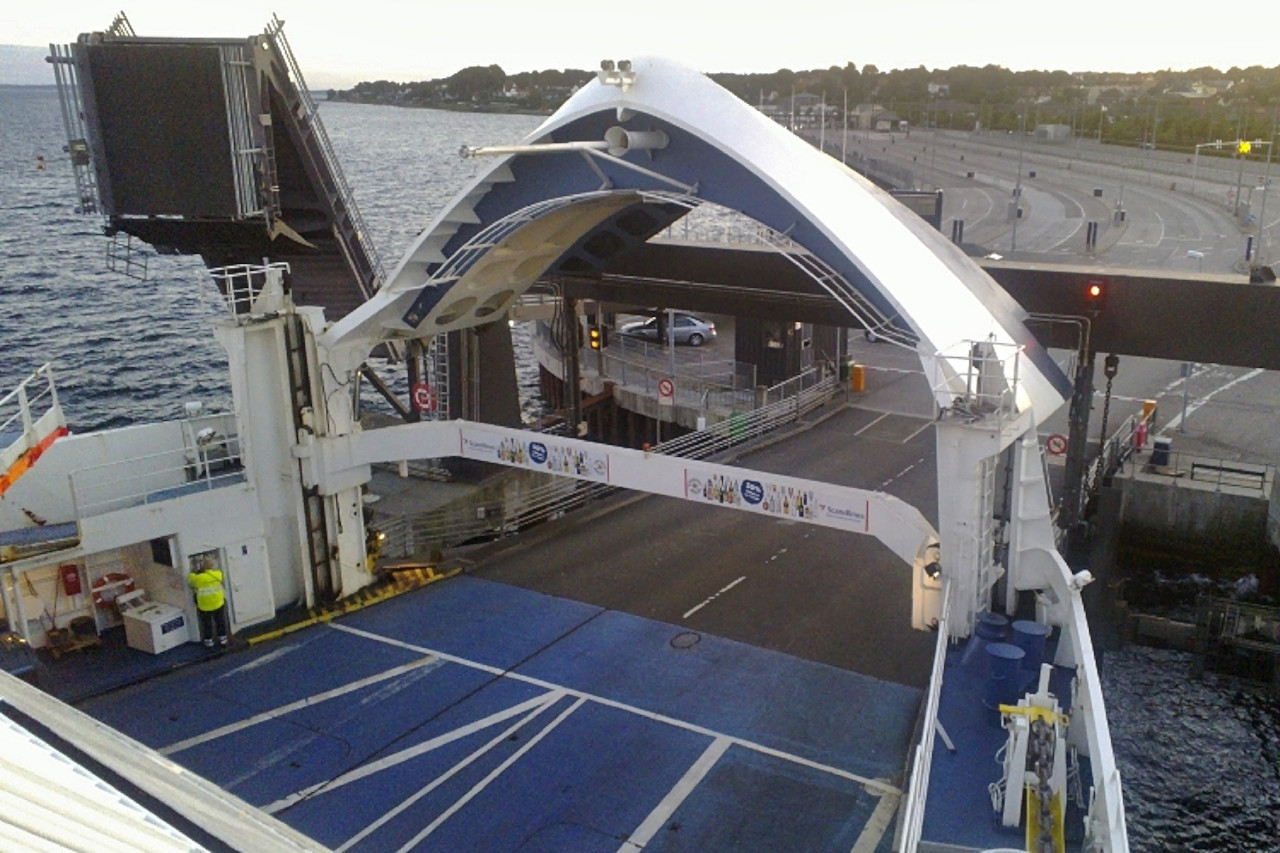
[528,442,548,465]
[740,479,764,505]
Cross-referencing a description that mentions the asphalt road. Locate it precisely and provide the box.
[468,402,940,689]
[832,128,1272,274]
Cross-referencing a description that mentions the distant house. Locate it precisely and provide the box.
[758,92,838,129]
[1168,80,1234,100]
[927,82,949,97]
[1034,124,1072,143]
[872,111,907,132]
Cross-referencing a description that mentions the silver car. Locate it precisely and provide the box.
[619,313,716,346]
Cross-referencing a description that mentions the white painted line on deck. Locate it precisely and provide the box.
[262,691,559,814]
[330,623,899,796]
[393,697,587,852]
[617,737,731,851]
[850,791,900,853]
[160,656,441,755]
[335,690,568,852]
[683,576,746,619]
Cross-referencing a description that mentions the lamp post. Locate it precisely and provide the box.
[1256,112,1277,265]
[1011,112,1026,252]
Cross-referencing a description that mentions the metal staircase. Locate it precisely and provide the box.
[283,313,338,605]
[426,335,451,422]
[47,45,100,216]
[754,225,917,347]
[217,44,266,220]
[262,14,384,298]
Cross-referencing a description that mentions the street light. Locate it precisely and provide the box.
[1011,113,1026,252]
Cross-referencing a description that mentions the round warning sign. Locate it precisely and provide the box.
[411,382,436,413]
[658,377,674,405]
[1046,433,1068,455]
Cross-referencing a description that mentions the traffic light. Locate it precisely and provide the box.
[589,326,602,350]
[1084,278,1106,311]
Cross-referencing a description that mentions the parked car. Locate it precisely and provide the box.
[619,313,716,346]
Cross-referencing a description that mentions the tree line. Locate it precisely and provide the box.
[328,61,1280,155]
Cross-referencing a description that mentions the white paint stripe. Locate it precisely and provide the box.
[682,576,746,619]
[261,691,556,814]
[1160,367,1265,434]
[160,656,440,755]
[335,690,567,852]
[849,791,900,853]
[902,419,935,443]
[213,644,302,680]
[853,412,889,436]
[617,737,731,851]
[393,697,587,852]
[330,623,899,796]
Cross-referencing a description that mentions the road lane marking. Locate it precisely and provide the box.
[392,697,586,852]
[335,691,572,851]
[262,691,560,814]
[850,790,900,853]
[1160,367,1265,434]
[618,737,731,852]
[330,623,900,795]
[683,575,747,619]
[160,656,441,755]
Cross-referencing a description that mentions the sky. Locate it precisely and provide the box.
[4,1,1279,89]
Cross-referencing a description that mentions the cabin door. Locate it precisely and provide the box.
[224,537,274,627]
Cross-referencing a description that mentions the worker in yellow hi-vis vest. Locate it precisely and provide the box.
[188,557,228,647]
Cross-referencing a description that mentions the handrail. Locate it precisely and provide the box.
[69,425,243,519]
[897,576,954,849]
[262,14,385,289]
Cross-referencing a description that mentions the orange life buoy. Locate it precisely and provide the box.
[92,573,135,610]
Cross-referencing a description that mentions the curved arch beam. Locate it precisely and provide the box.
[321,58,1068,423]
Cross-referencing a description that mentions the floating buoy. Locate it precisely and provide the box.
[36,155,45,171]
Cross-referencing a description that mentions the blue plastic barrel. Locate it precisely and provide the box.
[961,611,1009,668]
[976,611,1009,640]
[984,642,1025,709]
[1012,620,1052,677]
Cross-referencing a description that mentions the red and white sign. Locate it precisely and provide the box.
[411,382,436,413]
[658,377,674,406]
[1045,433,1068,456]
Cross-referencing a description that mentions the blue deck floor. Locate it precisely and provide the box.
[78,576,922,852]
[922,628,1090,849]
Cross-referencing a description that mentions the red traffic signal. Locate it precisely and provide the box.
[1084,278,1106,310]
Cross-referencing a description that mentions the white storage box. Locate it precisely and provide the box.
[122,602,189,654]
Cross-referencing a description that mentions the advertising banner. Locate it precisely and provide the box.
[459,427,610,483]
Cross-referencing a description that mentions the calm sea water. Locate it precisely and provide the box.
[3,86,1278,850]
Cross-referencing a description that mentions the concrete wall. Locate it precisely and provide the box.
[1114,472,1271,572]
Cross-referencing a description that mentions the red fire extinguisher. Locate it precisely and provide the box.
[60,564,82,596]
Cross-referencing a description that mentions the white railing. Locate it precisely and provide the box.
[1,364,65,479]
[933,337,1024,421]
[69,421,243,519]
[897,576,954,849]
[206,262,292,319]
